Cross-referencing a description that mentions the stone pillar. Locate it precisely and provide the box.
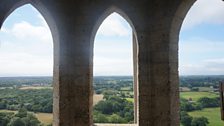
[133,32,138,124]
[50,7,93,125]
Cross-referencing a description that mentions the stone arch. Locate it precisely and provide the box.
[1,1,56,33]
[0,1,59,125]
[91,6,138,41]
[170,0,196,42]
[0,0,29,27]
[90,6,139,59]
[168,0,197,125]
[0,1,59,49]
[90,5,139,124]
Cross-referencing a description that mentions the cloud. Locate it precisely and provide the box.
[0,41,53,76]
[97,13,131,37]
[179,37,224,75]
[0,14,53,76]
[179,38,224,54]
[180,59,224,75]
[94,57,133,76]
[204,58,224,64]
[10,21,52,43]
[182,0,224,30]
[93,36,133,75]
[0,50,53,76]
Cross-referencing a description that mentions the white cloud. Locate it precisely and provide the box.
[180,59,224,75]
[0,52,52,76]
[0,15,53,76]
[97,13,131,37]
[179,38,224,54]
[203,58,224,64]
[93,37,133,75]
[179,38,224,75]
[9,21,52,43]
[94,57,133,76]
[0,40,53,76]
[182,0,224,30]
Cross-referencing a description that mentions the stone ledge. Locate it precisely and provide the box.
[94,124,137,126]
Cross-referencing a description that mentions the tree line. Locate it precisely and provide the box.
[0,108,52,126]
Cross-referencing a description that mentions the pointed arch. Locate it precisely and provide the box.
[0,2,60,125]
[0,1,59,47]
[90,5,139,124]
[0,0,59,80]
[0,1,59,78]
[170,0,196,42]
[91,6,138,46]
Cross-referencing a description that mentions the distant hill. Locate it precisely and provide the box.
[0,76,52,87]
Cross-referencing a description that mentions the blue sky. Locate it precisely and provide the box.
[1,0,224,76]
[179,0,224,75]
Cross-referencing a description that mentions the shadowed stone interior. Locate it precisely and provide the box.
[0,0,197,125]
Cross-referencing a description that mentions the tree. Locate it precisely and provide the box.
[0,112,13,126]
[197,97,219,108]
[15,108,27,118]
[93,111,109,123]
[94,96,134,123]
[108,114,127,123]
[8,117,25,126]
[191,117,209,126]
[22,113,40,126]
[180,111,192,126]
[0,102,6,109]
[192,87,199,92]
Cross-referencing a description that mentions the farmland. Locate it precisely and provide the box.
[93,94,104,106]
[189,108,224,126]
[180,92,218,101]
[0,75,224,125]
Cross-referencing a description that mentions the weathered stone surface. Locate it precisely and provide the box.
[0,0,198,126]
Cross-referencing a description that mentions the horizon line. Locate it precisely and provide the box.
[1,75,224,78]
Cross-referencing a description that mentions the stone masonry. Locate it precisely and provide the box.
[0,0,197,125]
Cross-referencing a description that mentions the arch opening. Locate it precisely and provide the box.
[0,4,54,126]
[92,11,139,125]
[178,0,224,126]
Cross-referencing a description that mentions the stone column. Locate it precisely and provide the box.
[133,32,138,124]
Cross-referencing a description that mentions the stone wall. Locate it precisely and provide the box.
[0,0,197,125]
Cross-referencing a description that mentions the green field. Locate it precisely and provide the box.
[180,92,218,101]
[126,98,134,102]
[197,87,213,92]
[188,108,224,126]
[120,87,132,91]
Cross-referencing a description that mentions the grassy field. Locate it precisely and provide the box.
[126,98,134,103]
[127,92,218,103]
[19,86,52,90]
[197,87,213,92]
[0,110,52,125]
[180,92,218,101]
[188,108,224,126]
[120,87,132,91]
[35,112,52,125]
[0,109,17,113]
[93,94,104,106]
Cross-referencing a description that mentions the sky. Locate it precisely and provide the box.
[179,0,224,75]
[0,0,224,76]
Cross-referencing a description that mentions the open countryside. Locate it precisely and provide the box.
[189,108,223,126]
[0,110,52,125]
[1,76,224,125]
[180,92,218,101]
